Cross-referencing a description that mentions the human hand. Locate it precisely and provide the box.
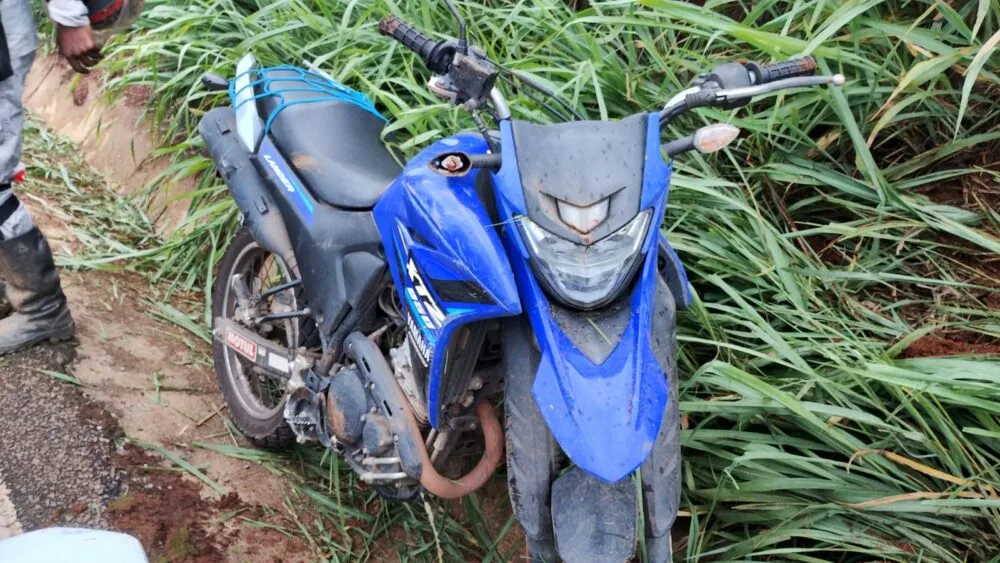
[56,24,103,74]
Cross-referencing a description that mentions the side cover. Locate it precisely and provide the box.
[494,113,675,483]
[373,134,521,429]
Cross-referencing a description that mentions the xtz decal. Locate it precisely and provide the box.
[406,257,447,329]
[402,255,446,367]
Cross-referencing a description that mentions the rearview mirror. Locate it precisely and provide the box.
[201,73,229,92]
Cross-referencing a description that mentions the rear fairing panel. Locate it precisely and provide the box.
[494,113,674,482]
[373,133,521,429]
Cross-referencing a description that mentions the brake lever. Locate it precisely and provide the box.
[712,73,845,105]
[660,73,844,125]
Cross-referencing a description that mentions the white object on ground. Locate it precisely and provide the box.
[0,527,147,562]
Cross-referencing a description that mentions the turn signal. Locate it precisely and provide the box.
[693,124,740,154]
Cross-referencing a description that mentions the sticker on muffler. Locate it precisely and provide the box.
[225,327,258,362]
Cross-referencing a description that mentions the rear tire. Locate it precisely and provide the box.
[212,227,296,450]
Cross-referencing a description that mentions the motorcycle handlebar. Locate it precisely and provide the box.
[379,15,454,74]
[379,16,434,58]
[750,56,817,84]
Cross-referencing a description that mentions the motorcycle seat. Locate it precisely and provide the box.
[254,68,401,210]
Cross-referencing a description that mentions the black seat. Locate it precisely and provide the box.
[255,69,401,210]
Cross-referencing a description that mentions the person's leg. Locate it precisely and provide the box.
[0,50,76,353]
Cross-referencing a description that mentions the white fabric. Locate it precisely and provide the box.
[46,0,91,28]
[0,527,148,562]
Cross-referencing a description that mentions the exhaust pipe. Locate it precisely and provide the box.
[414,400,504,499]
[199,107,298,275]
[340,332,504,500]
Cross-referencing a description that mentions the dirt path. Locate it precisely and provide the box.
[0,121,313,561]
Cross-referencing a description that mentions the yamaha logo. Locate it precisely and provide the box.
[406,314,432,366]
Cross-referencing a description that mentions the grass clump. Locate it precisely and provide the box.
[71,0,1000,560]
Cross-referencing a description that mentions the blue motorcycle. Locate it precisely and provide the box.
[200,4,843,560]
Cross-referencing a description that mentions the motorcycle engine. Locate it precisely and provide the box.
[389,337,429,426]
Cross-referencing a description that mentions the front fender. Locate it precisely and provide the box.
[524,246,669,483]
[494,114,675,482]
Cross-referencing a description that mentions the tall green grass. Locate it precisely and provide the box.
[92,0,1000,559]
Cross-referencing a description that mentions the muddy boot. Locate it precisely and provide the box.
[0,227,75,354]
[0,281,10,318]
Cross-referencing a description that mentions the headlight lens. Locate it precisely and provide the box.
[518,210,652,309]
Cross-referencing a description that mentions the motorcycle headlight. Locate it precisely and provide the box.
[518,210,652,310]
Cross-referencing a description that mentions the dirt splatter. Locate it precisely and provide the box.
[125,85,153,109]
[901,333,1000,359]
[108,447,229,563]
[72,78,89,106]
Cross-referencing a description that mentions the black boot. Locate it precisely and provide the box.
[0,280,10,318]
[0,227,75,354]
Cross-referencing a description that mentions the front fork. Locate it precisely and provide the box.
[502,275,681,562]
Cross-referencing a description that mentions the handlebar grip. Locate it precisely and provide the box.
[379,15,437,62]
[753,57,817,84]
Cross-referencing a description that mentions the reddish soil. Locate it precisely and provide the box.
[916,137,1000,210]
[803,234,849,266]
[125,85,153,109]
[106,447,312,563]
[65,378,305,563]
[108,447,228,563]
[72,77,90,106]
[901,333,1000,359]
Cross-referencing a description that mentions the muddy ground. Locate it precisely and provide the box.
[0,135,312,560]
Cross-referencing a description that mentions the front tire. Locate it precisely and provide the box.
[503,277,681,562]
[212,227,296,450]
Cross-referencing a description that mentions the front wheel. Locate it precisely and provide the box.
[212,227,297,449]
[502,276,681,562]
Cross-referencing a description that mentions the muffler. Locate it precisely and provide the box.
[199,107,298,276]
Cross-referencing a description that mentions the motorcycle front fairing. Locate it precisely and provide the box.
[493,113,675,483]
[373,133,522,429]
